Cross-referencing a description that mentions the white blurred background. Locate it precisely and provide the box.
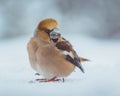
[0,0,120,39]
[0,0,120,96]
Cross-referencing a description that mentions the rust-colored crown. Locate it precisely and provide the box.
[38,18,59,30]
[35,18,59,42]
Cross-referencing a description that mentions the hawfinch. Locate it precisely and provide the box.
[27,18,89,82]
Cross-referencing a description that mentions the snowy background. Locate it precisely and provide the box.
[0,0,120,96]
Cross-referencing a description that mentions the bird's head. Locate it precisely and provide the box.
[35,18,61,42]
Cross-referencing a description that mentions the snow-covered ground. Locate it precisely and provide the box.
[0,35,120,96]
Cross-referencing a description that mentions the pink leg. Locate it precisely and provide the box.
[36,76,61,82]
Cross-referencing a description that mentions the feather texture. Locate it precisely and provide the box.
[55,38,85,73]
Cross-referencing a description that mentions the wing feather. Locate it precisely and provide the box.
[55,38,84,73]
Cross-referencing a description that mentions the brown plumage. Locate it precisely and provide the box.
[27,18,89,82]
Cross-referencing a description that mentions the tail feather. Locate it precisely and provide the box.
[80,57,90,62]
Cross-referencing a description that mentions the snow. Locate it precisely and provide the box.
[0,35,120,96]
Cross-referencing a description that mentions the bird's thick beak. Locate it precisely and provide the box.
[50,28,61,39]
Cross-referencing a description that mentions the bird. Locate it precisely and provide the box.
[27,18,89,82]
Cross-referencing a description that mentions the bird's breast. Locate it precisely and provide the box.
[28,38,75,78]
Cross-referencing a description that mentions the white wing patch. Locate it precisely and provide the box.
[63,51,74,59]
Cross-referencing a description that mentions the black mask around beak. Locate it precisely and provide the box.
[50,29,61,42]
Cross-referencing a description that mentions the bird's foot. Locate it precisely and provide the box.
[36,76,64,82]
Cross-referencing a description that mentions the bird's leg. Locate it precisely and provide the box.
[46,76,60,82]
[36,76,61,82]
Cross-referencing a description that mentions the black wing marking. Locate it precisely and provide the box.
[55,38,84,73]
[66,55,84,73]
